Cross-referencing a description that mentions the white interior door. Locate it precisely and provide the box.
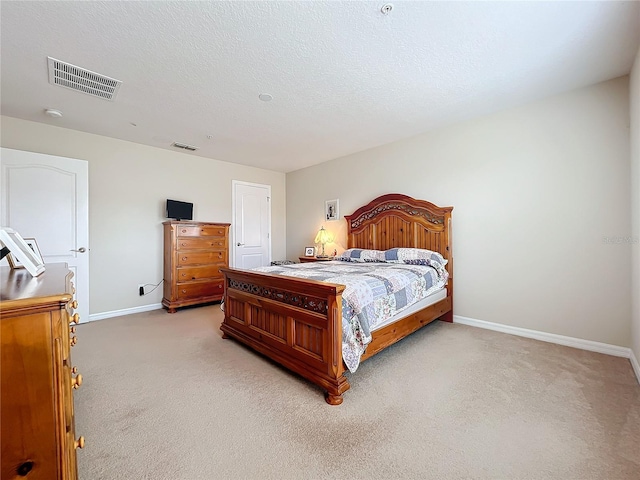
[1,148,89,321]
[232,181,271,268]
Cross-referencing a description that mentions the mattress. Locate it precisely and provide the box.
[371,287,447,332]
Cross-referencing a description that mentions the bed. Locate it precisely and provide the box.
[220,193,453,405]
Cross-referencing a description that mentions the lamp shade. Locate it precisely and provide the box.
[314,226,332,245]
[314,226,333,257]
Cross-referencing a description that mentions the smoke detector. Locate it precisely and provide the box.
[47,57,122,101]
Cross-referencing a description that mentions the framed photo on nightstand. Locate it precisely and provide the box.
[304,246,315,257]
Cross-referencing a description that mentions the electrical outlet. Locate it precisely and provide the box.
[138,284,145,296]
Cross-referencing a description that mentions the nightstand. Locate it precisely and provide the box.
[299,256,335,263]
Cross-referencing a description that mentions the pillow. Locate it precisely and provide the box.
[384,248,447,267]
[335,248,385,263]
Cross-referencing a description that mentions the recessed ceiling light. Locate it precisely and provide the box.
[259,93,273,102]
[44,108,63,118]
[381,3,393,15]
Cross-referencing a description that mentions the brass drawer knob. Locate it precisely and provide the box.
[74,436,85,449]
[70,336,78,346]
[71,313,80,324]
[71,374,83,389]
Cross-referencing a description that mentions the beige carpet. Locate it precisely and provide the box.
[73,305,639,480]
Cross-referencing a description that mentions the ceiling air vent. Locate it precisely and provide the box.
[47,57,122,101]
[171,142,199,152]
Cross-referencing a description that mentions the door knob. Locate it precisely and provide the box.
[237,243,245,246]
[70,247,86,253]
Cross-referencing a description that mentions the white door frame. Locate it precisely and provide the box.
[231,180,271,267]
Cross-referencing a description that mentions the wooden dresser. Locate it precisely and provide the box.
[1,263,84,480]
[162,221,230,313]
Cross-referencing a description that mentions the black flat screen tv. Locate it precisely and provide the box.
[166,199,193,221]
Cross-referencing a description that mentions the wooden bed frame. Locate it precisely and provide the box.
[220,193,453,405]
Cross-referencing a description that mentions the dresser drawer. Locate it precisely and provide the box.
[177,251,226,266]
[177,281,224,300]
[177,225,227,237]
[177,237,227,250]
[177,265,223,281]
[66,429,80,480]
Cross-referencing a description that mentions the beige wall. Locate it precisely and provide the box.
[631,47,640,364]
[0,116,286,315]
[287,77,631,347]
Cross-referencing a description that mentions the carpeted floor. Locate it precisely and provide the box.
[73,305,639,480]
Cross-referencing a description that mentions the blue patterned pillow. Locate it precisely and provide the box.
[335,248,385,263]
[384,248,447,267]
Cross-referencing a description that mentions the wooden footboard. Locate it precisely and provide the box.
[220,267,350,405]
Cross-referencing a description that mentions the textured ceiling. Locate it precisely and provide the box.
[1,1,639,173]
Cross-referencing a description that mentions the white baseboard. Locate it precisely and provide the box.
[88,303,163,322]
[453,315,631,358]
[631,350,640,385]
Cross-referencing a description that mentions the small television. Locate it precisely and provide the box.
[166,199,193,221]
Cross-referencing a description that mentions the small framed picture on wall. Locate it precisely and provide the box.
[325,199,339,221]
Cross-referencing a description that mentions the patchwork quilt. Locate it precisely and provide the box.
[253,261,448,372]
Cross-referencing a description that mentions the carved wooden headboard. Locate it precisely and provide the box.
[344,193,453,273]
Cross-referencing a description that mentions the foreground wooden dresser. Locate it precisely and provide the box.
[1,263,84,480]
[162,221,230,313]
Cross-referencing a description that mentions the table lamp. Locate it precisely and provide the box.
[314,226,332,258]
